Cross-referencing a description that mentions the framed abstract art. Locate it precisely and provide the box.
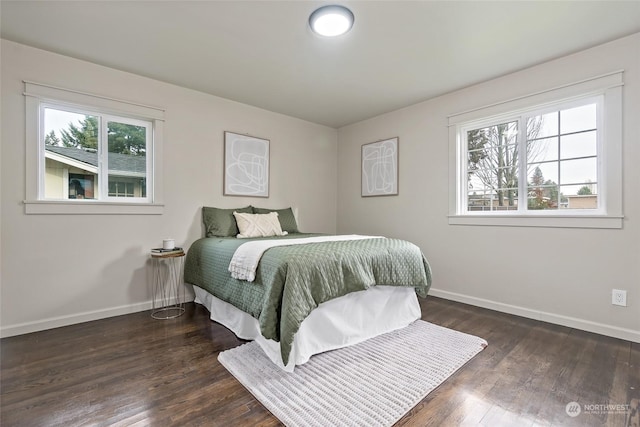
[224,131,270,197]
[361,137,399,197]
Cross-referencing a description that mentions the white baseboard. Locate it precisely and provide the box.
[429,288,640,344]
[4,289,638,344]
[0,297,190,338]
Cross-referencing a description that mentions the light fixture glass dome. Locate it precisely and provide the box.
[309,5,354,37]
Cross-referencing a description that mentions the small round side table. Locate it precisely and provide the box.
[150,250,186,319]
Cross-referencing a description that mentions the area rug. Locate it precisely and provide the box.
[218,320,487,427]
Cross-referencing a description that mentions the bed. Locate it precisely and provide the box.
[184,206,432,371]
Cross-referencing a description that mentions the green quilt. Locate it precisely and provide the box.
[184,234,432,365]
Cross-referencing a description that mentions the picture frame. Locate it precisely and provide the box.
[224,131,270,197]
[361,137,399,197]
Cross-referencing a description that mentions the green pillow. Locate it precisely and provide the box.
[202,206,253,237]
[252,207,299,233]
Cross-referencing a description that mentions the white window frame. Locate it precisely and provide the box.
[448,71,623,229]
[24,81,164,214]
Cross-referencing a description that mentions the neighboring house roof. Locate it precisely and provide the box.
[45,145,146,177]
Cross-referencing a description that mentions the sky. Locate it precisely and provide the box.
[44,107,90,140]
[468,102,598,198]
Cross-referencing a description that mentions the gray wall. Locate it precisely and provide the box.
[337,33,640,342]
[1,40,338,336]
[2,33,639,342]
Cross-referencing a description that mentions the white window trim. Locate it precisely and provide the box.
[24,81,165,215]
[448,71,623,229]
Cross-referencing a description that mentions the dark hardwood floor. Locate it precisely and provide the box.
[1,297,638,426]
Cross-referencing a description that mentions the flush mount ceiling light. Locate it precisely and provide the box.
[309,5,354,37]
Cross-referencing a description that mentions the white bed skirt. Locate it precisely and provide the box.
[193,285,421,372]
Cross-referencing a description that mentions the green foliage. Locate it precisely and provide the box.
[52,116,146,156]
[530,166,544,186]
[527,166,566,209]
[467,129,488,175]
[108,122,146,156]
[578,185,593,195]
[44,130,60,146]
[60,116,98,150]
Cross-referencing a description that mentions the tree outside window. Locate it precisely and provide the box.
[464,101,598,212]
[43,107,150,201]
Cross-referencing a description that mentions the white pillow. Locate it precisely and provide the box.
[233,212,288,238]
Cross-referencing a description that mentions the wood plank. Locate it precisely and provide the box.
[1,298,635,426]
[627,342,640,427]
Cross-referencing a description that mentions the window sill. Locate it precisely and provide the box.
[448,214,623,229]
[24,200,164,215]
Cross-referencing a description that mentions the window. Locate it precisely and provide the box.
[69,173,95,199]
[43,105,151,202]
[526,102,598,211]
[24,82,164,214]
[449,71,623,228]
[463,98,600,213]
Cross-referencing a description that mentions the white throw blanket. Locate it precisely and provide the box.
[229,235,382,282]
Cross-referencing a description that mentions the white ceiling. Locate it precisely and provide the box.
[2,1,639,128]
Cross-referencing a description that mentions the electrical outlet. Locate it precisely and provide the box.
[612,289,627,307]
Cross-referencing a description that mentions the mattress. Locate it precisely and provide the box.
[184,233,432,367]
[193,284,421,371]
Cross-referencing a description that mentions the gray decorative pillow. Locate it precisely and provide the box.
[252,207,299,233]
[202,206,253,237]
